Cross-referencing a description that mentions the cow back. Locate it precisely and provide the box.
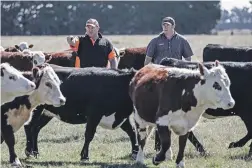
[203,44,252,62]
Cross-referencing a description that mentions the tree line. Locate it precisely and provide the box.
[1,1,221,35]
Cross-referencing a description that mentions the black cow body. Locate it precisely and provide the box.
[203,44,252,62]
[159,58,252,157]
[24,65,138,161]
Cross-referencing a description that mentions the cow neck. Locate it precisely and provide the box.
[190,81,210,111]
[27,91,42,108]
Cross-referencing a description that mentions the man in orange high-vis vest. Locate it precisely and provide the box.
[67,18,117,69]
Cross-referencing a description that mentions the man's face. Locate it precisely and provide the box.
[162,23,174,33]
[85,25,99,37]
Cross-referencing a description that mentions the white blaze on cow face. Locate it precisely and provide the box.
[196,61,235,110]
[33,65,66,107]
[31,51,46,67]
[1,63,36,105]
[15,41,34,51]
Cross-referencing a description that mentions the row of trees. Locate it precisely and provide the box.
[1,1,221,35]
[216,1,252,30]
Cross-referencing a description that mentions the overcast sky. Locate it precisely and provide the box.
[221,0,251,10]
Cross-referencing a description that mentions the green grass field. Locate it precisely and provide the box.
[1,35,252,168]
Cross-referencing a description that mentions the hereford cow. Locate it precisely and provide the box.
[1,64,66,168]
[203,44,252,62]
[157,58,252,158]
[24,65,139,161]
[1,63,36,105]
[0,51,76,71]
[129,63,234,167]
[117,47,146,70]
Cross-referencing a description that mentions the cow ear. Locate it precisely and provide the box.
[215,60,220,67]
[198,63,209,76]
[32,67,41,78]
[29,44,34,48]
[15,45,19,49]
[45,54,52,63]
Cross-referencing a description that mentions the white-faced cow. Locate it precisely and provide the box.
[15,41,34,52]
[156,58,252,158]
[1,64,66,168]
[129,63,234,167]
[1,63,36,105]
[23,65,139,161]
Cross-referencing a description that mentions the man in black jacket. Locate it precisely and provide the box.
[67,18,117,69]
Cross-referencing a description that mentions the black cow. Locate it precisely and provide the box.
[24,65,139,161]
[157,58,252,157]
[203,44,252,62]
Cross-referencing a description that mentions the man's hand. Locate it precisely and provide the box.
[109,57,118,69]
[184,56,192,62]
[67,36,78,47]
[144,56,152,65]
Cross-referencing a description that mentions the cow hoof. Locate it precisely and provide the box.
[176,160,185,168]
[152,157,162,166]
[11,158,22,168]
[25,149,33,157]
[80,156,89,161]
[33,151,40,158]
[131,153,137,160]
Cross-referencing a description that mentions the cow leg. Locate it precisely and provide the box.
[80,114,103,161]
[188,131,207,155]
[120,118,138,160]
[175,133,189,168]
[228,115,252,150]
[153,125,171,165]
[2,126,22,167]
[134,121,148,164]
[25,112,52,158]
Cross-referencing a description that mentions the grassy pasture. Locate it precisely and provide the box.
[1,34,252,168]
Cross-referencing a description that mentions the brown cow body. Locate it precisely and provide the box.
[0,51,76,71]
[118,47,146,70]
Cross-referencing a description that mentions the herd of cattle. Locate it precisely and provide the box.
[1,41,252,168]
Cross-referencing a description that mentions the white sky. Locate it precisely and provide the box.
[221,0,251,10]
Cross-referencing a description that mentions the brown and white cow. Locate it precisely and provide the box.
[1,63,36,105]
[129,62,235,167]
[1,64,66,167]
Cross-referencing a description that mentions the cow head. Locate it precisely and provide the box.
[32,64,66,107]
[197,60,235,110]
[1,63,36,104]
[15,42,34,51]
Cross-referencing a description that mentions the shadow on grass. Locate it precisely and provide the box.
[21,160,149,168]
[38,135,83,143]
[229,153,252,161]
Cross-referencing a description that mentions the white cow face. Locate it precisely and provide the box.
[31,51,46,67]
[198,61,235,110]
[32,64,66,107]
[1,63,36,104]
[15,42,34,51]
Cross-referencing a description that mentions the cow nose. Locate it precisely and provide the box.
[228,101,235,108]
[30,82,36,89]
[59,97,66,105]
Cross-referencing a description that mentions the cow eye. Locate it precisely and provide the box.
[9,76,17,81]
[45,82,52,89]
[34,60,38,65]
[213,82,222,90]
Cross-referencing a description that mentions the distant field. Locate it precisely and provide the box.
[1,35,252,168]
